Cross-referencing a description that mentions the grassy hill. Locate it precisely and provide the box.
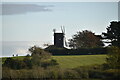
[53,55,107,68]
[2,55,107,68]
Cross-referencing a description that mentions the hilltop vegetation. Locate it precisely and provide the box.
[2,55,107,68]
[2,46,120,80]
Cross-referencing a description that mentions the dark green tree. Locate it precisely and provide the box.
[68,30,104,49]
[106,46,120,69]
[102,21,120,47]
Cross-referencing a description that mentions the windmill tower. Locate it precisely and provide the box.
[53,26,67,48]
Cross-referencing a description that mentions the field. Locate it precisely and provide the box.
[53,55,107,68]
[2,55,107,68]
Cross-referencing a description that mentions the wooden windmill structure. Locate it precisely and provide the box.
[53,26,67,48]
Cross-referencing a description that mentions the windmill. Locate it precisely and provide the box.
[53,26,68,48]
[61,26,68,47]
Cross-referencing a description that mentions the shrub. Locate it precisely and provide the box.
[3,58,26,69]
[45,66,60,79]
[3,58,14,68]
[23,57,32,69]
[63,69,80,79]
[2,67,11,78]
[103,69,120,80]
[74,67,89,79]
[31,54,42,66]
[88,69,104,79]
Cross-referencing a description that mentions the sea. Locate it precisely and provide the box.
[1,41,47,57]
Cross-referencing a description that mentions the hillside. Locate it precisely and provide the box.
[53,55,107,68]
[2,55,107,68]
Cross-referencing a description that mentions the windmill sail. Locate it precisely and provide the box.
[64,37,68,47]
[61,26,68,47]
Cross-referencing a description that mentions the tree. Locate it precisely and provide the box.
[106,46,120,69]
[29,46,51,59]
[68,30,104,49]
[29,46,52,66]
[102,21,120,47]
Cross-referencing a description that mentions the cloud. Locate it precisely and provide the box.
[1,3,53,15]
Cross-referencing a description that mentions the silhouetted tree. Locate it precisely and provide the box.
[102,21,120,47]
[68,30,104,49]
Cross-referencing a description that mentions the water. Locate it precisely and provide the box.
[2,41,46,57]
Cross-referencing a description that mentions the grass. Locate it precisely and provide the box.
[2,55,107,68]
[52,55,107,68]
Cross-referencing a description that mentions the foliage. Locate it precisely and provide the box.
[3,64,119,79]
[2,55,119,79]
[103,69,120,80]
[106,46,120,69]
[29,46,59,68]
[3,58,26,69]
[29,46,51,59]
[3,46,59,69]
[46,47,107,55]
[102,21,120,47]
[23,57,32,69]
[73,66,89,79]
[68,30,104,49]
[63,69,80,79]
[31,54,42,66]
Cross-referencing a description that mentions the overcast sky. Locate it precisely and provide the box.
[1,2,118,44]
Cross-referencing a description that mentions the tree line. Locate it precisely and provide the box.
[68,21,120,48]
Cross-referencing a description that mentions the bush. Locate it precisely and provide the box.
[3,58,26,69]
[103,69,120,80]
[88,70,104,79]
[74,67,89,79]
[31,54,42,66]
[45,47,107,55]
[2,67,11,78]
[23,57,32,69]
[3,58,14,68]
[46,67,59,79]
[63,69,80,79]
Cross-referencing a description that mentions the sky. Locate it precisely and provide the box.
[0,2,118,45]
